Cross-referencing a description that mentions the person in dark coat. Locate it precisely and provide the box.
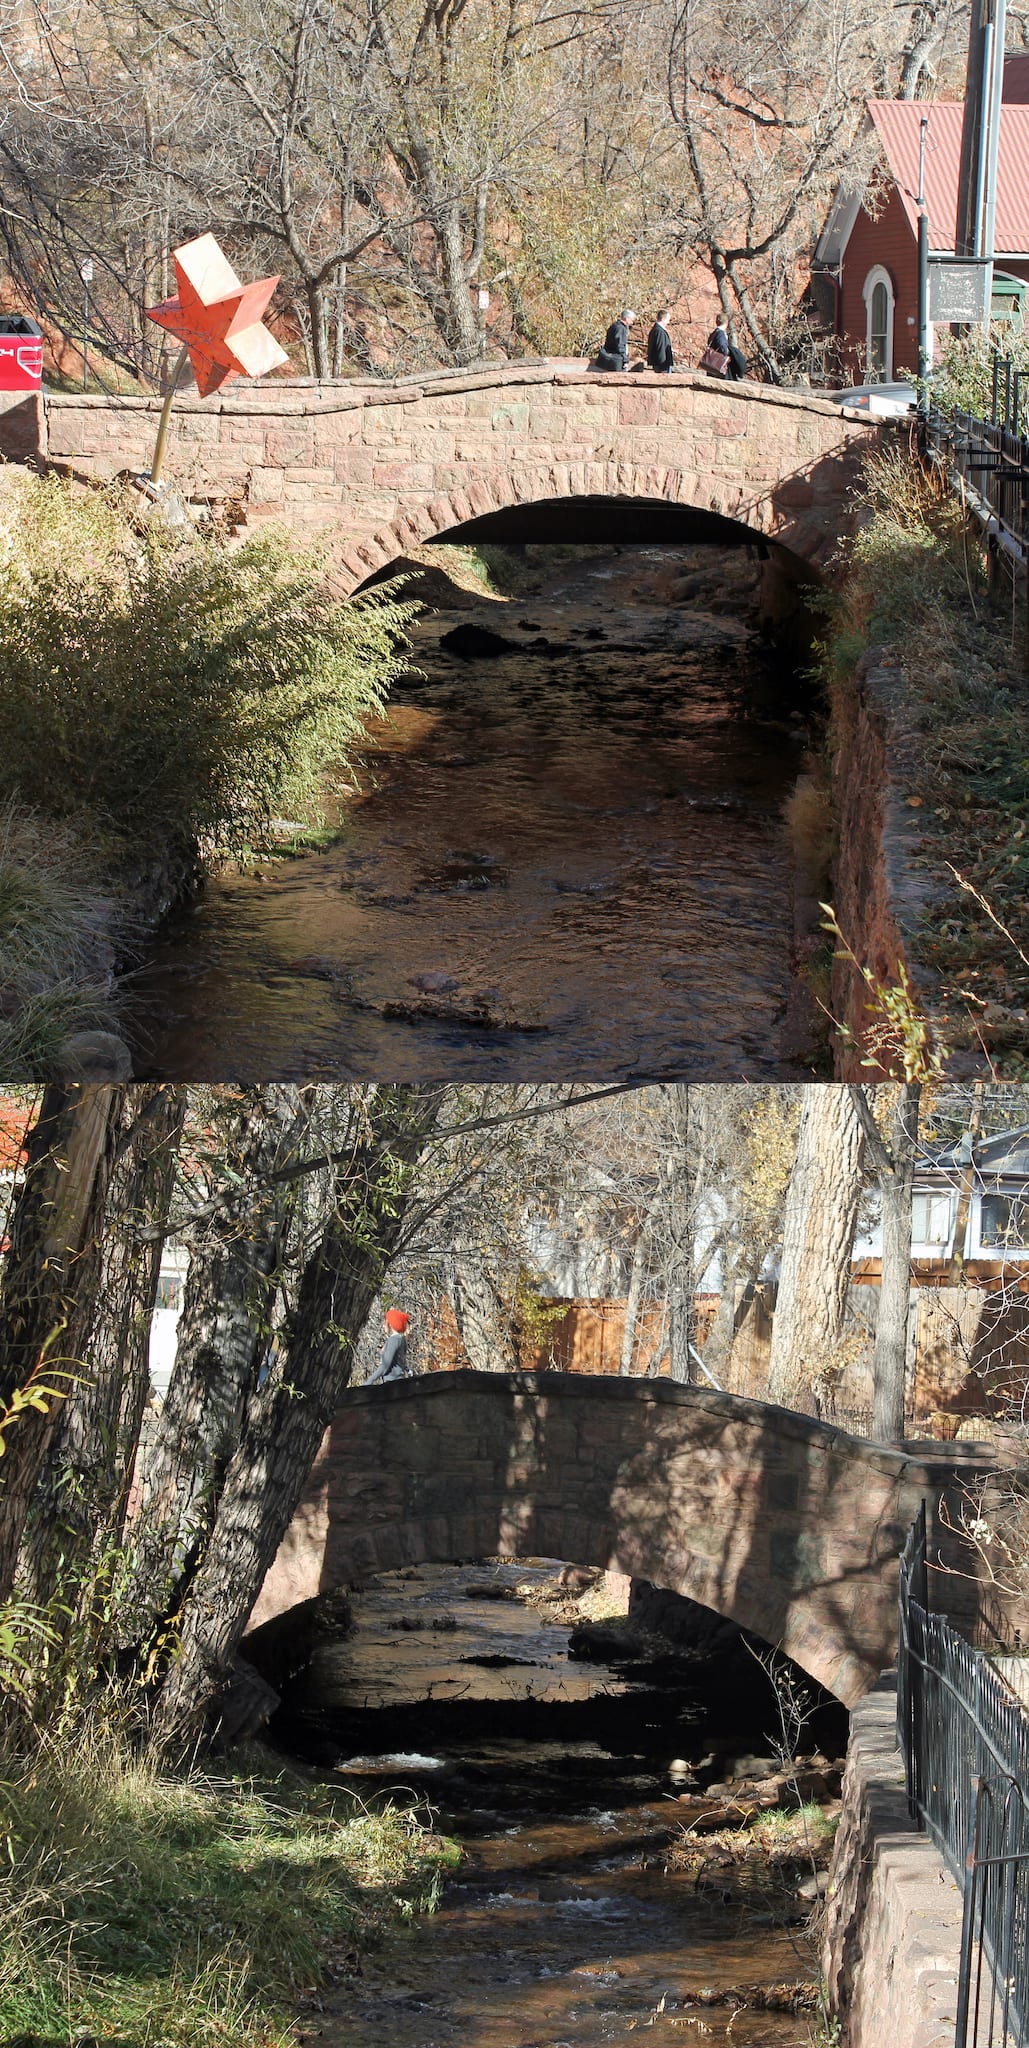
[708,317,747,381]
[647,309,674,373]
[594,308,636,370]
[366,1308,411,1384]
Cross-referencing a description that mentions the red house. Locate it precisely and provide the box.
[813,74,1029,383]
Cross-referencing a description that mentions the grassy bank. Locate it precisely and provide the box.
[0,800,125,1069]
[825,440,1029,1070]
[0,470,417,1077]
[0,1720,457,2047]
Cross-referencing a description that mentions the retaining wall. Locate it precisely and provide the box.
[823,1673,963,2047]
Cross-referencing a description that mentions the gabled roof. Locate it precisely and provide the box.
[867,99,1029,257]
[920,1123,1029,1183]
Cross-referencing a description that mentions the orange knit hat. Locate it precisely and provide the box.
[385,1309,410,1333]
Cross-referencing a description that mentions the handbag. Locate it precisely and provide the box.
[699,345,730,376]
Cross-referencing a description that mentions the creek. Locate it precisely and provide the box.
[269,1561,848,2048]
[128,545,819,1081]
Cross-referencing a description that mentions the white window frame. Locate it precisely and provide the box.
[863,265,895,382]
[973,1190,1029,1259]
[911,1190,954,1251]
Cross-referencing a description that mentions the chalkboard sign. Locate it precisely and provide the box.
[928,259,992,324]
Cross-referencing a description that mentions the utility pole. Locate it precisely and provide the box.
[79,256,94,389]
[955,0,1007,277]
[917,116,930,417]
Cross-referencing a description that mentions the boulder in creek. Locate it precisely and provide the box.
[54,1031,133,1083]
[567,1623,648,1663]
[556,1565,600,1593]
[408,971,460,994]
[440,623,518,659]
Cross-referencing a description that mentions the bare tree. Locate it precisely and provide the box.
[662,0,964,379]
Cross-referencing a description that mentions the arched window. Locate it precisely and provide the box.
[862,266,894,381]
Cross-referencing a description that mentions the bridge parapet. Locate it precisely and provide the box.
[251,1370,1002,1705]
[36,367,879,592]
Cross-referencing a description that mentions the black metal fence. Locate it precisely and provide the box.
[898,1504,1029,2045]
[925,354,1029,564]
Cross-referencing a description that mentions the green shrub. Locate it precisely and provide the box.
[0,474,418,862]
[925,322,1029,421]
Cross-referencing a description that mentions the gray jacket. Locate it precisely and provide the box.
[366,1330,409,1384]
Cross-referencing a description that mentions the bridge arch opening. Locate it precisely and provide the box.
[249,1555,850,1780]
[356,491,821,650]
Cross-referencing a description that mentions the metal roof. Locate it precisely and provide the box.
[867,98,1029,257]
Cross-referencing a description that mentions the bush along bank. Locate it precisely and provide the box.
[0,470,418,1079]
[822,440,1029,1077]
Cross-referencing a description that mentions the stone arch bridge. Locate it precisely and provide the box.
[249,1371,997,1706]
[29,365,880,592]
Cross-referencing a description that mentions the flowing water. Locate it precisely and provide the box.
[128,546,818,1081]
[275,1562,844,2048]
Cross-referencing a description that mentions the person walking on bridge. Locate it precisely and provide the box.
[647,309,674,373]
[594,309,636,371]
[366,1308,412,1384]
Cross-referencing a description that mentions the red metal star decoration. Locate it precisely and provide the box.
[147,232,288,396]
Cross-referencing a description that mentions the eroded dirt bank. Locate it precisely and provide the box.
[128,545,822,1080]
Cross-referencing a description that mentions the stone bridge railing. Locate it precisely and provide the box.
[250,1370,1000,1705]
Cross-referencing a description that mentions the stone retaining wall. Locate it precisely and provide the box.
[822,1673,963,2047]
[830,650,943,1078]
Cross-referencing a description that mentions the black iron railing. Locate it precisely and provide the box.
[960,1773,1029,2048]
[925,354,1029,563]
[898,1504,1029,2045]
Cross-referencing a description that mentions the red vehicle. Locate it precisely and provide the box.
[0,315,43,391]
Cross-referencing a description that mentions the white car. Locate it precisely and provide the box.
[827,381,917,417]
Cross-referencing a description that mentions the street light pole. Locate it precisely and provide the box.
[79,256,94,389]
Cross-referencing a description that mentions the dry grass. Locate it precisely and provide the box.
[825,442,1029,1069]
[0,1712,457,2047]
[784,774,835,894]
[0,799,122,1075]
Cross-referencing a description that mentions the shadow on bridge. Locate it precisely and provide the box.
[252,1372,996,1707]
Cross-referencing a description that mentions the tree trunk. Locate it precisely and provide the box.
[147,1085,442,1752]
[20,1086,185,1609]
[946,1084,984,1285]
[667,1271,694,1382]
[766,1087,865,1409]
[871,1085,920,1443]
[126,1086,311,1650]
[437,200,479,362]
[0,1084,127,1600]
[450,1244,519,1372]
[619,1231,650,1374]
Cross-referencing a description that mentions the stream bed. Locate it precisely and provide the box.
[129,546,820,1081]
[271,1562,846,2048]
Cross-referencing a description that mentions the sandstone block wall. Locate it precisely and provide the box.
[823,1673,963,2047]
[0,388,44,465]
[248,1371,992,1705]
[830,650,943,1078]
[42,368,876,591]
